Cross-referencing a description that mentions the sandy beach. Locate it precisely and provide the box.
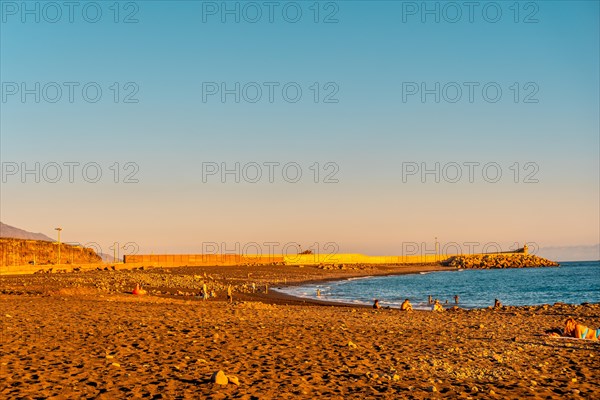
[1,264,599,399]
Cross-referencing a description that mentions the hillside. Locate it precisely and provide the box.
[0,238,102,266]
[0,222,54,242]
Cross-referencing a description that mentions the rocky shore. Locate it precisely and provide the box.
[444,254,559,269]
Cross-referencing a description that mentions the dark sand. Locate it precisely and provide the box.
[1,264,599,399]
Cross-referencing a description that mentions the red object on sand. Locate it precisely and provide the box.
[132,284,145,295]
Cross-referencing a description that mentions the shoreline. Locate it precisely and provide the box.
[260,263,597,311]
[3,262,594,310]
[212,263,450,307]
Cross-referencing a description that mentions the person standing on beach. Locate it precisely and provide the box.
[428,295,433,305]
[454,295,459,305]
[227,285,233,303]
[202,283,208,300]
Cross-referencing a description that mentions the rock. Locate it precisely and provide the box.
[427,385,437,392]
[228,376,240,385]
[393,374,400,381]
[471,386,479,393]
[211,370,228,385]
[571,378,577,383]
[347,341,357,349]
[111,362,120,367]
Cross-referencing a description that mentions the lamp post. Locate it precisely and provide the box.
[435,236,439,261]
[55,227,63,265]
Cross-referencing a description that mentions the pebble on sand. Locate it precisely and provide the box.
[211,370,229,385]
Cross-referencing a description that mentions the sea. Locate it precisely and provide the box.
[274,261,600,310]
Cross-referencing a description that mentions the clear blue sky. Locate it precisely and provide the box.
[1,1,599,261]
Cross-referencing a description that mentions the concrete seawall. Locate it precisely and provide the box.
[122,253,454,266]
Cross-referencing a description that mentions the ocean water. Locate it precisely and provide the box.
[275,261,600,310]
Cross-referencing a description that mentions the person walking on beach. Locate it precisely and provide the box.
[227,285,233,303]
[454,295,459,305]
[202,283,209,300]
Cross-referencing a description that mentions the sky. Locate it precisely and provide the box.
[1,0,599,261]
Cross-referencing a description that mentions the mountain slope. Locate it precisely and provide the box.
[0,222,54,242]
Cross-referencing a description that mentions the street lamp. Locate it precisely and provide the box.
[55,227,63,264]
[435,236,439,261]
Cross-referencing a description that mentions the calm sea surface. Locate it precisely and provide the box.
[275,261,600,310]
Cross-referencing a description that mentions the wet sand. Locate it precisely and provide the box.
[1,264,599,399]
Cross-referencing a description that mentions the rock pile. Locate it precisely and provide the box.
[444,254,558,269]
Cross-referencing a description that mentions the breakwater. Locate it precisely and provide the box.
[444,253,558,269]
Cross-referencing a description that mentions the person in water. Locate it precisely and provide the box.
[454,295,459,304]
[400,299,413,311]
